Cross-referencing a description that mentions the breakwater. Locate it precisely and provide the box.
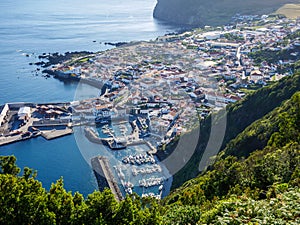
[43,69,104,89]
[84,126,103,144]
[80,78,103,89]
[84,126,156,153]
[91,156,123,201]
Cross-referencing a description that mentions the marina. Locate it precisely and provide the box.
[131,164,162,176]
[139,177,164,188]
[84,121,171,199]
[122,153,156,165]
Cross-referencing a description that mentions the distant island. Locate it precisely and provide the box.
[153,0,300,26]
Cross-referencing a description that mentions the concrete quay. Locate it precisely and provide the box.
[41,128,73,140]
[0,128,73,145]
[91,156,123,201]
[0,117,40,146]
[0,132,40,146]
[32,119,72,127]
[0,102,74,147]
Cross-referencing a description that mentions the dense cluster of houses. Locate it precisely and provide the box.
[49,14,299,147]
[176,15,300,90]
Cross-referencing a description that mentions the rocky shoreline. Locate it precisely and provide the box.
[104,42,128,47]
[33,42,128,70]
[35,51,94,68]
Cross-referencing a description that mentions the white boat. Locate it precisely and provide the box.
[126,188,133,194]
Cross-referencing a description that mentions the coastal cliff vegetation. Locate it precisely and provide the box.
[171,72,300,189]
[153,0,300,26]
[1,72,300,224]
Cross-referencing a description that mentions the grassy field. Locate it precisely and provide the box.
[275,3,300,18]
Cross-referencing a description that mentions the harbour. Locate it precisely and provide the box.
[0,0,179,197]
[0,100,172,199]
[84,119,171,199]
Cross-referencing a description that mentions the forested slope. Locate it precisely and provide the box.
[153,0,300,26]
[162,91,300,224]
[171,73,300,188]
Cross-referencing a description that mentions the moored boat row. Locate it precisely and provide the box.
[139,177,164,188]
[122,153,155,165]
[142,192,161,199]
[132,164,162,176]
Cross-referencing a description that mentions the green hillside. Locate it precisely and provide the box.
[165,91,300,204]
[161,91,300,224]
[223,88,300,158]
[153,0,300,26]
[171,73,300,189]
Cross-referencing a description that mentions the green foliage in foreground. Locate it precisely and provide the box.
[0,77,300,224]
[200,187,300,225]
[0,157,162,225]
[0,153,299,224]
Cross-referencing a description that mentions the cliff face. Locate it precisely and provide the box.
[153,0,300,26]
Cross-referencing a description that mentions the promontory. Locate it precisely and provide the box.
[153,0,300,26]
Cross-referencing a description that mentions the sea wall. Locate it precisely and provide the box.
[91,156,123,201]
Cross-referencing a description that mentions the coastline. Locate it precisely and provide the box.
[1,12,299,199]
[43,69,104,89]
[0,0,182,198]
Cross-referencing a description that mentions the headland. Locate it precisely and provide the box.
[153,0,300,26]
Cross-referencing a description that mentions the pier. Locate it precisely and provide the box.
[0,128,73,145]
[32,119,71,127]
[0,131,40,146]
[84,126,156,152]
[91,156,123,201]
[41,128,73,140]
[84,126,103,144]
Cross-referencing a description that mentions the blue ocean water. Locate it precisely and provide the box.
[0,0,179,196]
